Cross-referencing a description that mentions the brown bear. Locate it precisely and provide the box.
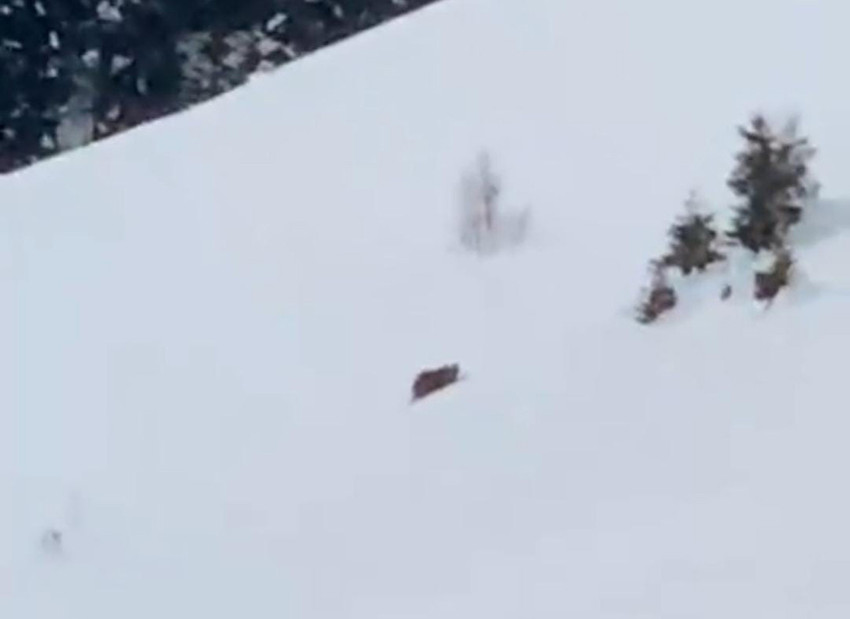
[412,364,460,402]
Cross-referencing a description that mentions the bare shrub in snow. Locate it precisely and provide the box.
[661,192,725,275]
[458,153,530,254]
[728,114,818,253]
[412,364,461,402]
[636,261,677,324]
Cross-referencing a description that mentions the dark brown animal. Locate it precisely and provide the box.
[412,364,460,401]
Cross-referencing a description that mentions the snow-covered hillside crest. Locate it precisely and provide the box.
[8,0,850,617]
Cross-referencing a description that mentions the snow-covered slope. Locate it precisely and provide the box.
[7,0,850,616]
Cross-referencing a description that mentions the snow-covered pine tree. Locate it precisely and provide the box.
[727,114,817,253]
[0,0,86,168]
[661,192,725,275]
[90,0,183,138]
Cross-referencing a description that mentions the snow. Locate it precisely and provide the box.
[6,0,850,616]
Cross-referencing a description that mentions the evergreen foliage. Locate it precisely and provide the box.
[0,0,439,173]
[727,115,817,252]
[661,193,725,275]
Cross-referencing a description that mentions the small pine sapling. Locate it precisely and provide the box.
[661,192,725,275]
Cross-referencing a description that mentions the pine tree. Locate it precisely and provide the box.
[91,0,183,137]
[727,115,816,253]
[0,0,86,168]
[661,192,725,275]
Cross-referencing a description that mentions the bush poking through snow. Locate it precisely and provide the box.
[412,364,461,401]
[728,114,817,253]
[458,153,530,254]
[754,243,794,303]
[636,261,677,324]
[661,192,725,275]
